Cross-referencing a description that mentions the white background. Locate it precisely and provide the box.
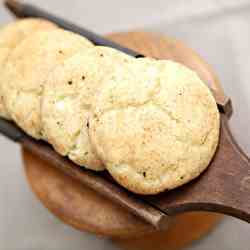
[0,0,250,249]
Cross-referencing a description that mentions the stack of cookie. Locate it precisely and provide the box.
[0,18,220,194]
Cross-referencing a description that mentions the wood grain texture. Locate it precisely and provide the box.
[22,32,223,245]
[115,212,222,250]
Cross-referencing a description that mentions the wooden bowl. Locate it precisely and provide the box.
[22,31,223,250]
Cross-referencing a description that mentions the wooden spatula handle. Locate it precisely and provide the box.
[203,115,250,221]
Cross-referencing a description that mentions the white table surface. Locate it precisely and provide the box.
[1,0,250,249]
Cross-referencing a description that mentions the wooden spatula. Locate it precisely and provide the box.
[3,0,250,228]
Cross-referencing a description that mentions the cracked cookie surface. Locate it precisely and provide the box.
[0,18,57,119]
[42,46,132,170]
[89,59,220,194]
[1,29,93,138]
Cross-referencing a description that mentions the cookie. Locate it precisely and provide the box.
[0,18,57,49]
[1,29,93,138]
[42,46,132,170]
[0,48,11,119]
[89,59,220,194]
[0,18,57,119]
